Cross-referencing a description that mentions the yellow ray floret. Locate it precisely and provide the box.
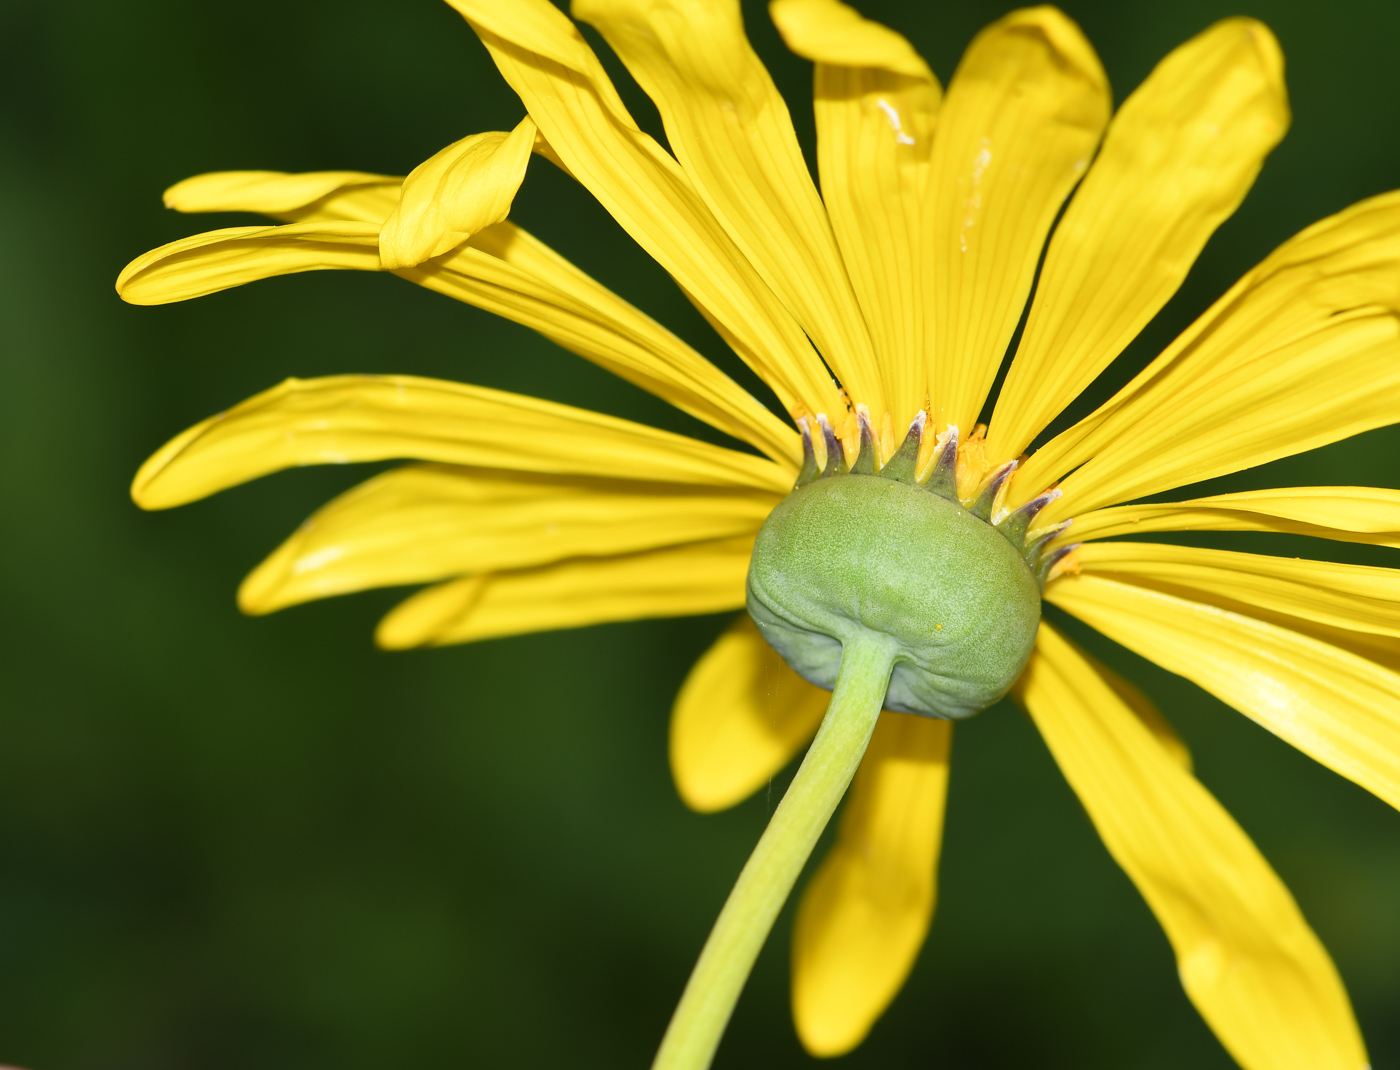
[376,535,754,648]
[131,375,793,511]
[669,614,828,813]
[163,169,403,223]
[117,220,383,304]
[769,0,931,79]
[239,465,778,615]
[1048,573,1400,813]
[1026,190,1400,516]
[1246,613,1400,679]
[791,711,950,1057]
[411,226,802,464]
[1075,541,1400,638]
[447,0,844,419]
[927,7,1109,436]
[771,0,941,434]
[379,116,538,269]
[1020,624,1367,1070]
[574,0,883,417]
[987,17,1287,465]
[1065,486,1400,548]
[119,210,799,464]
[1081,652,1192,771]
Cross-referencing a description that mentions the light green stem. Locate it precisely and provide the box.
[652,635,897,1070]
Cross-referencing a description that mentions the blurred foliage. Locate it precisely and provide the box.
[3,0,1400,1067]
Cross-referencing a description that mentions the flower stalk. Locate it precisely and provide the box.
[652,635,898,1070]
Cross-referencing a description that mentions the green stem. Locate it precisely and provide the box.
[652,635,897,1070]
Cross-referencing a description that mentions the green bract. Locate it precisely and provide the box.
[747,416,1061,720]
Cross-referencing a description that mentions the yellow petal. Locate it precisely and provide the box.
[791,711,951,1057]
[118,211,800,466]
[768,0,932,77]
[529,127,576,179]
[1066,486,1400,549]
[379,117,537,269]
[1019,624,1367,1070]
[987,19,1288,464]
[375,534,754,648]
[1047,315,1400,520]
[1206,602,1400,681]
[1066,554,1400,752]
[1082,652,1191,772]
[928,8,1109,436]
[1066,572,1400,728]
[446,0,844,420]
[1047,572,1400,813]
[131,375,793,510]
[162,170,403,223]
[771,0,942,430]
[1076,541,1400,638]
[239,464,778,614]
[115,221,382,305]
[1022,189,1400,517]
[574,0,883,416]
[415,224,801,466]
[669,614,828,812]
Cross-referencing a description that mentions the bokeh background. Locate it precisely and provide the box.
[3,0,1400,1066]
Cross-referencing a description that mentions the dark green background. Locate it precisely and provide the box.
[3,0,1400,1066]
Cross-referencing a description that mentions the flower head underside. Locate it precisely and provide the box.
[115,2,1400,1068]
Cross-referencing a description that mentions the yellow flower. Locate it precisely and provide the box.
[114,1,1400,1067]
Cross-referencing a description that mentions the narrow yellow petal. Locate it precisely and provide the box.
[415,224,801,466]
[1020,625,1367,1070]
[574,0,883,415]
[1077,541,1400,638]
[987,19,1288,464]
[238,464,777,614]
[768,0,932,78]
[162,170,403,223]
[529,127,576,179]
[131,375,794,510]
[1211,604,1400,680]
[771,0,942,431]
[791,711,951,1057]
[445,0,844,419]
[115,221,382,305]
[1066,486,1400,549]
[669,614,827,812]
[1068,572,1400,735]
[1022,190,1400,516]
[160,139,564,225]
[1047,572,1400,813]
[375,535,754,648]
[928,7,1110,435]
[379,117,537,269]
[119,203,800,465]
[1083,652,1191,771]
[1049,315,1400,519]
[1160,486,1400,533]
